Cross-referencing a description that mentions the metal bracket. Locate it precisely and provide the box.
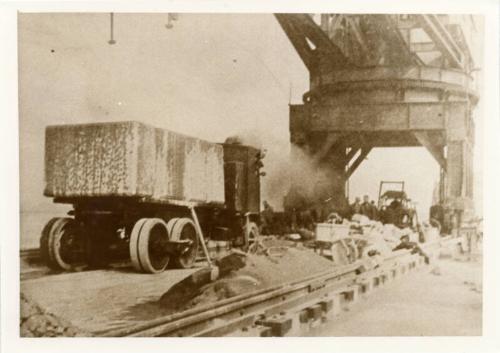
[189,205,213,267]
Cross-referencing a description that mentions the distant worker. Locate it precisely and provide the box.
[383,198,403,225]
[260,201,274,235]
[350,197,362,217]
[360,195,377,220]
[326,212,343,224]
[370,200,379,221]
[389,198,402,211]
[429,201,445,233]
[393,234,429,264]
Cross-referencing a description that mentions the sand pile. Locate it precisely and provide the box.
[160,247,333,313]
[239,247,333,286]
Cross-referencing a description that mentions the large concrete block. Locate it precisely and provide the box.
[44,121,225,204]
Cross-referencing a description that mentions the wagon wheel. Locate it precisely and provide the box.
[40,217,85,271]
[129,218,170,274]
[244,222,260,254]
[166,217,180,236]
[171,218,199,269]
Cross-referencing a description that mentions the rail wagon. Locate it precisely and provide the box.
[41,121,263,273]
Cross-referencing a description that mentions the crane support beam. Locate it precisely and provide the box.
[346,147,361,163]
[275,14,314,71]
[414,131,447,170]
[275,14,350,71]
[346,147,372,179]
[416,15,464,70]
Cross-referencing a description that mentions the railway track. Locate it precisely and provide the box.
[21,237,451,336]
[20,248,40,261]
[100,242,443,337]
[19,236,453,262]
[20,248,133,281]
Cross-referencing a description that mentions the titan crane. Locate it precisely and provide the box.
[275,14,479,232]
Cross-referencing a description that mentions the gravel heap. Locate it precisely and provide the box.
[20,292,87,337]
[161,246,334,313]
[240,247,334,286]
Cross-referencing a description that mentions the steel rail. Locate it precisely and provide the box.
[102,248,426,337]
[23,237,453,336]
[131,273,357,337]
[20,248,40,259]
[100,261,361,336]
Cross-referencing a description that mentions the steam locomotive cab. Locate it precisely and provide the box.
[211,142,264,250]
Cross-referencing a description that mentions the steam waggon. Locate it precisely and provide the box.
[41,121,263,273]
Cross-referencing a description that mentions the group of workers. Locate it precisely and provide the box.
[350,195,379,220]
[260,198,430,266]
[260,198,429,264]
[261,194,386,235]
[261,193,410,235]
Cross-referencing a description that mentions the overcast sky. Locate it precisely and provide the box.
[18,13,483,220]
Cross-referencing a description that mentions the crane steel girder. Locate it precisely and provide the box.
[346,147,361,162]
[274,14,351,71]
[413,131,447,170]
[291,101,469,136]
[309,66,477,101]
[416,15,465,70]
[359,14,421,67]
[346,147,372,179]
[307,102,448,132]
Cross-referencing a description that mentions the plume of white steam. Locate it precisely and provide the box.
[228,129,338,212]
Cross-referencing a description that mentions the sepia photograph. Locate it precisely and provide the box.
[1,1,499,352]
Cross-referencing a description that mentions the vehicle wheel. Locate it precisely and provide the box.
[244,222,259,253]
[129,218,170,274]
[171,218,199,269]
[166,217,181,235]
[40,217,84,271]
[40,217,59,267]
